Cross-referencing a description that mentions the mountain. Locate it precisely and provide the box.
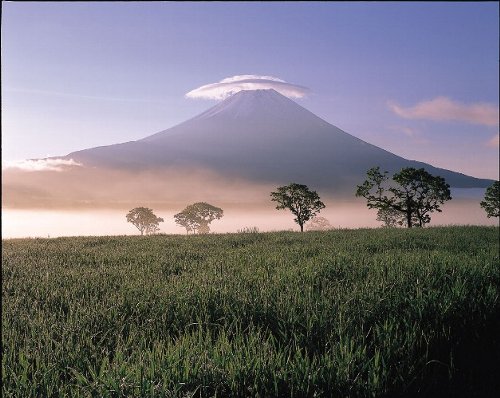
[65,89,492,193]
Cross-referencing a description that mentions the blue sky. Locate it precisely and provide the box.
[2,2,499,179]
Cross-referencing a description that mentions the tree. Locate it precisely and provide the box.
[174,202,223,234]
[271,183,325,232]
[305,216,332,231]
[356,167,451,228]
[173,211,197,234]
[126,207,164,236]
[480,181,499,218]
[197,224,210,235]
[376,207,407,228]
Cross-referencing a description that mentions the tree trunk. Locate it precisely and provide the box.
[406,198,413,228]
[299,223,304,232]
[406,211,413,228]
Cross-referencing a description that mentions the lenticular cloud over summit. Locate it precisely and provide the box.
[185,75,310,100]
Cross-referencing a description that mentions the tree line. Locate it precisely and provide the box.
[126,167,499,235]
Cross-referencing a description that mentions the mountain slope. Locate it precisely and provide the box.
[66,89,492,192]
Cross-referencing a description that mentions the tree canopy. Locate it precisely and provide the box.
[174,202,224,234]
[376,207,408,228]
[356,167,451,228]
[126,207,164,235]
[480,181,499,218]
[271,183,325,232]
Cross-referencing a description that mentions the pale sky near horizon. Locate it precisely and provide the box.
[2,2,499,179]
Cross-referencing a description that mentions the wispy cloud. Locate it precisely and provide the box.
[388,97,499,126]
[3,158,83,172]
[186,75,310,100]
[487,133,499,148]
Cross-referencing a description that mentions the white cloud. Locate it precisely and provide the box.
[220,75,286,84]
[487,134,499,148]
[186,75,310,100]
[3,158,83,172]
[388,97,499,126]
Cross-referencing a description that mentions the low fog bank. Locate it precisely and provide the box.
[3,166,491,209]
[3,198,496,239]
[2,166,281,210]
[2,166,496,238]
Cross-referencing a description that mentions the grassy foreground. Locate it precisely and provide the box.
[2,226,499,397]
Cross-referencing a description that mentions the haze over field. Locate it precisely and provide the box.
[3,195,495,238]
[2,2,498,237]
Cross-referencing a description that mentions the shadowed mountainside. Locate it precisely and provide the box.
[65,89,492,193]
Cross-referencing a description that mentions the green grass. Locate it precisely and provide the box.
[2,226,499,397]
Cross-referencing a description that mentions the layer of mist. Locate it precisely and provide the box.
[2,166,277,209]
[3,197,495,239]
[3,162,495,239]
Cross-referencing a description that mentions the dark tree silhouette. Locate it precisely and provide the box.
[356,167,451,228]
[480,181,499,218]
[376,207,405,228]
[271,183,325,232]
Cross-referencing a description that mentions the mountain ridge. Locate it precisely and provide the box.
[64,89,493,191]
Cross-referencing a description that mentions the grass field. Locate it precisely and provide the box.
[2,226,499,397]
